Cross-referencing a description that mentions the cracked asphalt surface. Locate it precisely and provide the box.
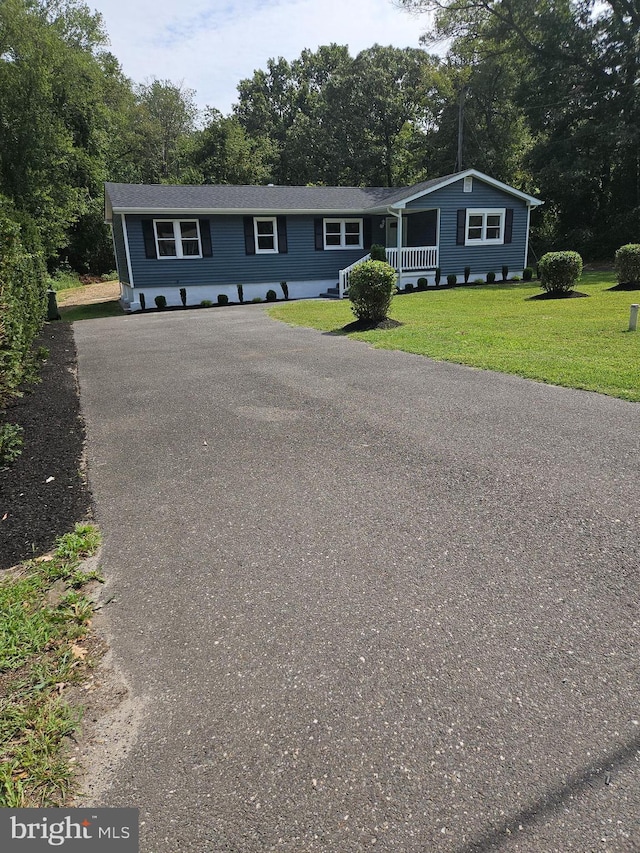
[73,305,640,852]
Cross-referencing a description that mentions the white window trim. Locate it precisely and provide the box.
[254,216,278,254]
[465,208,505,245]
[153,219,202,259]
[463,176,473,193]
[323,218,363,250]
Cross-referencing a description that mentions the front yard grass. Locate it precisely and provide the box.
[269,273,640,401]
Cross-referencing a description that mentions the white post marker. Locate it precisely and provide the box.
[630,304,639,332]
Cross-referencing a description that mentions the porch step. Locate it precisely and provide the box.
[319,285,347,299]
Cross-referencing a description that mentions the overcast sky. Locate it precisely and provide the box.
[90,0,430,116]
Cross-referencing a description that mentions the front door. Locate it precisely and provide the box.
[385,217,407,248]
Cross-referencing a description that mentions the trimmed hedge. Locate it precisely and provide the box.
[615,244,640,285]
[0,199,47,409]
[369,243,387,262]
[348,260,397,323]
[539,251,583,294]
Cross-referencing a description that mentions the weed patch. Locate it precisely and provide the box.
[0,524,103,806]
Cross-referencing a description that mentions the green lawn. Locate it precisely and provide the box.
[59,300,124,322]
[269,273,640,401]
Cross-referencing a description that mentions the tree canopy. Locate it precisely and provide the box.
[0,0,636,272]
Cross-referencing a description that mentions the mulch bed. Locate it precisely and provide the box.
[528,290,589,300]
[0,322,93,570]
[341,318,404,332]
[607,282,640,292]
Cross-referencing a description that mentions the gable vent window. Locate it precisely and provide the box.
[154,220,202,258]
[463,176,473,193]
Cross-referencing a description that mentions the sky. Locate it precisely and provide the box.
[90,0,431,116]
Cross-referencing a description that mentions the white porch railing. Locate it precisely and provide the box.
[386,246,438,271]
[338,246,439,298]
[338,253,370,298]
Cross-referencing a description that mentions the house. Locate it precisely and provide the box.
[104,169,542,311]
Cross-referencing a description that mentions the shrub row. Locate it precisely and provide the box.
[0,198,47,410]
[142,281,292,311]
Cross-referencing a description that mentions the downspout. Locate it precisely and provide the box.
[387,207,402,286]
[121,213,135,290]
[524,205,532,273]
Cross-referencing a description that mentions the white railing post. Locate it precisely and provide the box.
[338,253,371,298]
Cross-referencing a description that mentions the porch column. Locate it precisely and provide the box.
[396,211,403,285]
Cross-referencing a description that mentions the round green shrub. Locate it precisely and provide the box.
[200,299,213,307]
[539,251,583,294]
[348,260,398,323]
[369,243,387,262]
[522,267,534,281]
[486,271,496,284]
[265,289,277,302]
[217,293,229,305]
[417,277,428,290]
[614,244,640,285]
[473,278,484,285]
[154,294,167,309]
[251,297,263,303]
[404,282,414,292]
[447,273,457,286]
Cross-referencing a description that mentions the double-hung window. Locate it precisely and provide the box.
[254,217,278,253]
[154,220,202,258]
[465,209,505,245]
[323,219,363,250]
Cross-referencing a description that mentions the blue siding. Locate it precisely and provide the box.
[127,214,384,289]
[112,215,129,284]
[406,177,529,276]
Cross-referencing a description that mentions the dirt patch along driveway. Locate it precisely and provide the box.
[73,306,640,852]
[57,280,120,307]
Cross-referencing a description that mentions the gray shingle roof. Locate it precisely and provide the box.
[104,171,541,220]
[105,182,400,215]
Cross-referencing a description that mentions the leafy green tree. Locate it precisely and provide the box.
[189,109,275,185]
[0,0,139,269]
[134,79,199,183]
[234,43,441,187]
[396,0,640,257]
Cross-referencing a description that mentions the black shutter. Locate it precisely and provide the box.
[456,209,466,245]
[243,217,255,255]
[277,216,288,253]
[199,219,212,257]
[363,217,372,250]
[314,218,324,250]
[504,208,514,244]
[142,219,157,259]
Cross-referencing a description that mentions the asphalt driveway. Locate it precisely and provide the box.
[73,305,640,852]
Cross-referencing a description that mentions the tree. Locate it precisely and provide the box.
[396,0,640,257]
[134,79,199,182]
[189,109,275,185]
[0,0,139,269]
[234,44,442,187]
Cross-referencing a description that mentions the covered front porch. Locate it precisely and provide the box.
[338,209,439,298]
